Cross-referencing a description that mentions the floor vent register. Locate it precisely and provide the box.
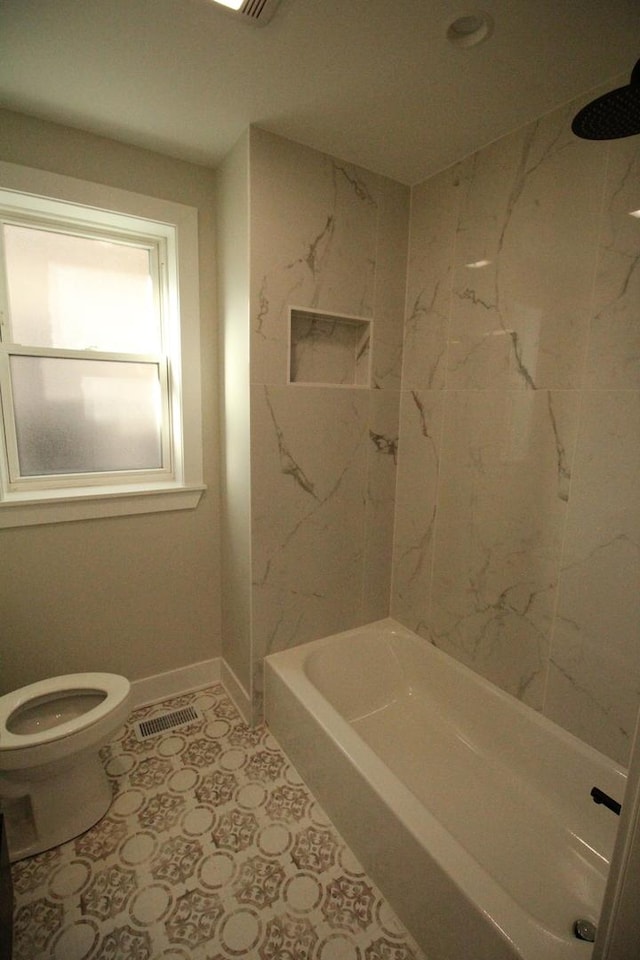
[134,705,203,741]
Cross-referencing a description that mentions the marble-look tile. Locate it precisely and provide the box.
[427,389,579,708]
[545,623,640,767]
[402,164,461,393]
[244,131,409,717]
[446,132,530,390]
[390,390,443,635]
[545,390,640,764]
[586,137,640,389]
[250,384,370,662]
[448,107,606,391]
[362,390,401,621]
[11,688,426,960]
[250,128,380,386]
[239,113,638,766]
[393,97,638,763]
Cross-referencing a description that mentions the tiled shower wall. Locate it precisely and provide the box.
[248,128,409,704]
[391,98,640,766]
[219,109,638,764]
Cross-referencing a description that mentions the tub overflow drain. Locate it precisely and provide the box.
[573,919,597,942]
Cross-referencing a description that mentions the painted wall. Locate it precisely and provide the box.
[247,128,409,708]
[216,132,253,704]
[392,96,640,765]
[0,109,221,690]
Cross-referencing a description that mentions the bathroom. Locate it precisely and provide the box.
[1,0,639,957]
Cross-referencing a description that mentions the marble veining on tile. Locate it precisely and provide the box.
[391,97,639,765]
[238,129,406,712]
[251,384,371,659]
[249,131,381,387]
[586,138,640,390]
[11,686,426,960]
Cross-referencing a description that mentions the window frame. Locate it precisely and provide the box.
[0,161,205,528]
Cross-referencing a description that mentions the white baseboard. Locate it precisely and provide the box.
[131,657,221,708]
[221,659,253,725]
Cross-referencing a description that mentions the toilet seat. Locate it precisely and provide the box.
[0,673,131,751]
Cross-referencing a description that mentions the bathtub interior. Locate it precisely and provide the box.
[304,621,625,845]
[268,618,626,957]
[304,627,408,720]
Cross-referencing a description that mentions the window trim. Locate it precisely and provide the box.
[0,161,205,527]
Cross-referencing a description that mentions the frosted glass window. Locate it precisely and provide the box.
[3,224,159,352]
[10,354,163,476]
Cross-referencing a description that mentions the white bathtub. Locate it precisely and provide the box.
[264,618,626,960]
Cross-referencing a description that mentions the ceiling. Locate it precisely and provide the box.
[1,0,639,185]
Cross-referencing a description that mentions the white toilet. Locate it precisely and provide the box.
[0,673,131,862]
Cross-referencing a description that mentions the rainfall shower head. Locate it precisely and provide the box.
[571,59,640,140]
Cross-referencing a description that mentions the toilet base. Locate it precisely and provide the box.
[0,751,113,862]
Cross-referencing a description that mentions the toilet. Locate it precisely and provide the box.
[0,673,131,862]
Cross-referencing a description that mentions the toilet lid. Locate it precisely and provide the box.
[0,673,130,750]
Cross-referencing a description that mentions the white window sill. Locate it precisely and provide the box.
[0,483,206,528]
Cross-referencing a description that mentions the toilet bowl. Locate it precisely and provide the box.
[0,673,131,862]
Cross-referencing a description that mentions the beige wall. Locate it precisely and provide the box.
[216,133,252,700]
[0,109,221,690]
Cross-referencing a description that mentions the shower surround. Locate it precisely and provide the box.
[218,98,639,765]
[392,102,640,766]
[218,128,408,719]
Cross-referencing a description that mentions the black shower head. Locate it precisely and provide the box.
[571,59,640,140]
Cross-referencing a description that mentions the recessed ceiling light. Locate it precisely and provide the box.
[630,209,640,218]
[447,12,494,48]
[210,0,244,9]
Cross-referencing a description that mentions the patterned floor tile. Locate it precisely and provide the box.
[10,684,427,960]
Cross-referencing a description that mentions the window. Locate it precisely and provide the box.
[0,162,204,527]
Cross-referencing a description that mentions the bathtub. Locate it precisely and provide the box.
[264,618,626,960]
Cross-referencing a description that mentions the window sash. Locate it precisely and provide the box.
[0,344,173,491]
[0,213,164,353]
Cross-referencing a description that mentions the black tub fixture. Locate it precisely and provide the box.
[590,786,622,816]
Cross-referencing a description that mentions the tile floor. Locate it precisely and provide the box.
[11,683,427,960]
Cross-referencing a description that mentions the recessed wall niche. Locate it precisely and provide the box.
[288,308,372,387]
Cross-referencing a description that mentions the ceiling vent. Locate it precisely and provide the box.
[240,0,281,23]
[211,0,283,26]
